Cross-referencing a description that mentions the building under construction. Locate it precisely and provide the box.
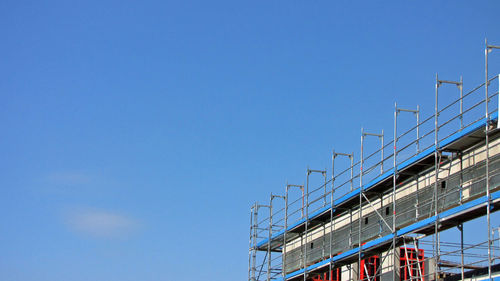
[248,41,500,281]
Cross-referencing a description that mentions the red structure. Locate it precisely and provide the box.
[358,248,424,281]
[399,248,425,281]
[309,247,424,281]
[310,268,341,281]
[359,255,380,281]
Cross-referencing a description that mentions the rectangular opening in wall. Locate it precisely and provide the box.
[400,247,425,281]
[360,255,380,281]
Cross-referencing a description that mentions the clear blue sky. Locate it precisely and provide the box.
[1,1,500,280]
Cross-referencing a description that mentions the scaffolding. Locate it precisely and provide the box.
[248,40,500,281]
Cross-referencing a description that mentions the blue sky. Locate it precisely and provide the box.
[1,1,500,280]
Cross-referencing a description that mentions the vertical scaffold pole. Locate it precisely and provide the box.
[436,76,463,130]
[268,195,273,281]
[349,152,354,281]
[361,129,384,178]
[304,167,326,280]
[485,38,492,280]
[433,74,463,280]
[350,153,354,191]
[269,194,285,281]
[396,106,420,155]
[460,76,464,130]
[360,128,364,188]
[359,127,384,279]
[483,38,500,280]
[249,204,255,281]
[483,43,500,280]
[330,151,335,279]
[359,128,364,278]
[284,183,304,279]
[304,168,310,281]
[381,129,384,174]
[284,184,288,280]
[251,203,259,281]
[417,105,420,153]
[331,151,354,278]
[434,73,440,281]
[458,223,464,281]
[323,170,327,207]
[393,102,398,281]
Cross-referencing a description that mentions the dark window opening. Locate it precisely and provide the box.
[364,217,369,225]
[441,181,446,189]
[360,255,380,281]
[310,242,314,249]
[400,247,425,281]
[385,206,390,216]
[311,268,342,281]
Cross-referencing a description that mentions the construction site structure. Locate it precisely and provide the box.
[248,40,500,281]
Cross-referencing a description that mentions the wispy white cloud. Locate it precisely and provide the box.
[65,208,139,239]
[45,171,92,185]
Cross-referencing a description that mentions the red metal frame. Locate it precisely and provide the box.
[308,247,425,281]
[359,255,380,281]
[399,247,425,281]
[310,268,341,281]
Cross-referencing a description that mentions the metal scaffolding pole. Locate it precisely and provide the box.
[434,73,440,280]
[303,168,326,281]
[458,223,465,281]
[268,197,273,281]
[432,74,464,280]
[249,203,257,281]
[331,151,354,277]
[284,183,304,279]
[437,76,464,129]
[361,128,384,183]
[393,102,398,281]
[396,106,420,155]
[284,187,287,280]
[485,38,500,280]
[250,203,270,281]
[460,76,464,130]
[268,193,284,281]
[359,128,384,279]
[330,152,334,280]
[323,170,328,207]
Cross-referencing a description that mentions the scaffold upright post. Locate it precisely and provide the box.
[417,105,420,152]
[249,204,255,281]
[485,38,493,281]
[381,129,384,174]
[250,203,259,281]
[460,76,463,130]
[283,184,288,280]
[396,106,420,155]
[458,223,465,281]
[330,150,334,279]
[436,75,463,130]
[360,128,364,188]
[359,128,364,277]
[434,73,440,281]
[393,102,398,281]
[304,168,310,281]
[284,183,305,279]
[267,195,273,281]
[331,151,354,278]
[268,193,285,281]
